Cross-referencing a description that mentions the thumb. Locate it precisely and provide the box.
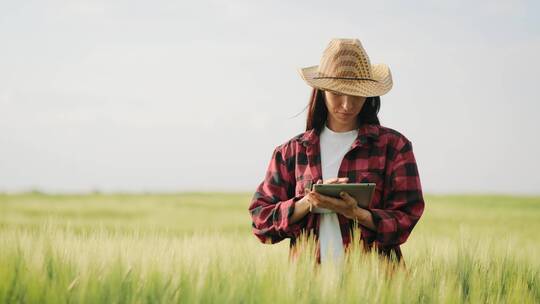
[340,191,356,205]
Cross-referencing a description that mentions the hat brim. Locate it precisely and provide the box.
[298,63,393,97]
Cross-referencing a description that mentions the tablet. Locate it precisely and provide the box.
[311,183,375,212]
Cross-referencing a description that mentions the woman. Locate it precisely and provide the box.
[248,38,425,266]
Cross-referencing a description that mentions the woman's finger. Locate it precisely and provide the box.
[340,191,357,206]
[336,177,349,184]
[316,193,343,207]
[324,177,349,184]
[325,177,338,184]
[312,196,333,210]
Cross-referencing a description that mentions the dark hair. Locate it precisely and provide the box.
[305,88,380,133]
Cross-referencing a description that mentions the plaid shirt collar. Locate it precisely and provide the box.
[297,123,380,149]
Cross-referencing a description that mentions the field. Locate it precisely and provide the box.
[0,193,539,303]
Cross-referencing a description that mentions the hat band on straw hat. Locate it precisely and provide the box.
[312,76,379,81]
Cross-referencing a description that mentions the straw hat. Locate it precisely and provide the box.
[298,38,393,97]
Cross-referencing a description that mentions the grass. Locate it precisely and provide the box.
[0,193,539,303]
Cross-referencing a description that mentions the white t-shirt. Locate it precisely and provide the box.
[316,123,358,265]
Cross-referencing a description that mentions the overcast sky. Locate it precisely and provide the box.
[1,0,539,194]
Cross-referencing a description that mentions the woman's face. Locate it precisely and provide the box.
[324,90,367,125]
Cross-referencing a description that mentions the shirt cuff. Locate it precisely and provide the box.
[368,208,398,246]
[277,195,305,239]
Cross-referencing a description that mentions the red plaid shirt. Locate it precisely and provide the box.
[248,123,425,264]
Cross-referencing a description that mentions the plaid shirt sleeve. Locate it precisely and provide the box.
[368,138,425,247]
[248,145,305,244]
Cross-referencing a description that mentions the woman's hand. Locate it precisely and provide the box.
[297,176,377,230]
[310,191,359,220]
[302,177,360,220]
[290,178,350,224]
[316,177,349,185]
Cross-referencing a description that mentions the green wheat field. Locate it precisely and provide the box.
[0,193,539,303]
